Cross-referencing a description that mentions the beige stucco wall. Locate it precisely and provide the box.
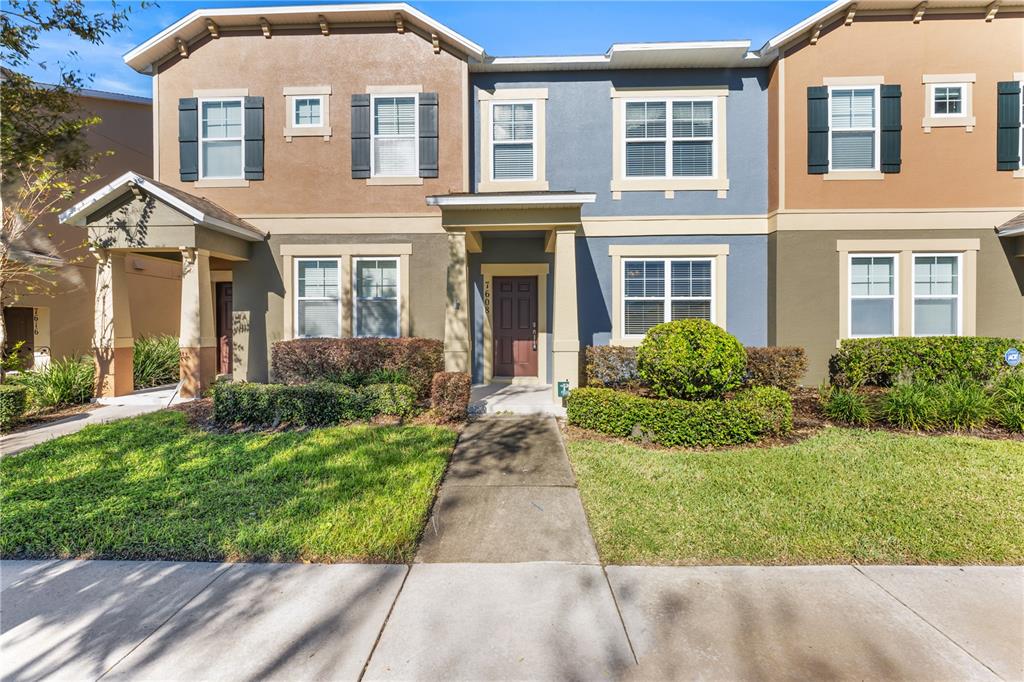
[777,11,1024,210]
[774,229,1024,384]
[155,27,467,215]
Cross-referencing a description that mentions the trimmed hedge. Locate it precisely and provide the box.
[212,381,369,426]
[637,320,747,400]
[0,384,28,430]
[431,371,471,421]
[271,338,443,399]
[567,386,792,448]
[585,346,640,389]
[745,346,807,390]
[830,336,1022,387]
[362,383,417,417]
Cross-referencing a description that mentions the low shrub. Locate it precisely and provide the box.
[818,384,873,426]
[830,336,1022,387]
[937,379,992,431]
[992,373,1024,433]
[585,346,640,389]
[361,383,417,417]
[271,338,443,399]
[566,386,792,448]
[212,381,369,427]
[637,320,747,400]
[430,371,471,422]
[745,347,807,391]
[0,384,28,430]
[10,356,94,411]
[133,335,180,388]
[879,382,941,431]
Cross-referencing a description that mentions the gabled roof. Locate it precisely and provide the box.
[123,3,485,72]
[59,172,266,242]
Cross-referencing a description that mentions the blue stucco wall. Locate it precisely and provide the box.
[468,233,768,384]
[471,69,769,216]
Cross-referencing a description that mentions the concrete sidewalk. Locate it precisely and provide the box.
[2,560,1020,681]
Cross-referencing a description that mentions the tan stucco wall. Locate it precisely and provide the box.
[774,228,1024,384]
[778,11,1024,210]
[155,28,466,215]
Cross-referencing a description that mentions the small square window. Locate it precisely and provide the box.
[293,96,323,127]
[932,85,964,116]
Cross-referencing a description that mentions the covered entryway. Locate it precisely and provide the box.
[59,172,266,399]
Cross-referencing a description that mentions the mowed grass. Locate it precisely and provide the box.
[0,411,456,563]
[568,428,1024,565]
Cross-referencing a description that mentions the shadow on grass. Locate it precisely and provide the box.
[0,411,456,563]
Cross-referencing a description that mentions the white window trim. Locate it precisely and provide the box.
[921,74,976,132]
[352,256,401,339]
[294,258,342,339]
[292,95,324,128]
[620,256,716,341]
[848,252,898,339]
[929,83,968,119]
[489,99,536,183]
[198,97,245,180]
[1019,78,1024,171]
[370,93,419,179]
[620,97,719,182]
[828,85,880,174]
[911,252,963,337]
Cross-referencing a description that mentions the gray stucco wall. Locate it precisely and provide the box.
[471,68,769,216]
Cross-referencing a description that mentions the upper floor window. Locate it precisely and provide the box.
[354,258,400,338]
[200,99,244,179]
[622,258,713,338]
[624,99,715,178]
[931,85,963,117]
[829,87,878,171]
[492,102,535,180]
[913,254,960,336]
[372,95,418,177]
[293,96,323,127]
[849,254,895,337]
[296,259,341,338]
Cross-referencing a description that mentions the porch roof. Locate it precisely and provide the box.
[426,191,597,210]
[997,212,1024,239]
[59,172,266,242]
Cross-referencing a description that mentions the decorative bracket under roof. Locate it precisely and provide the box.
[395,12,405,34]
[175,38,189,58]
[845,4,857,25]
[318,14,329,35]
[985,1,1000,21]
[913,2,928,23]
[809,22,824,45]
[205,19,219,38]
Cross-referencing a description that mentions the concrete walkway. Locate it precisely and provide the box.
[0,385,178,457]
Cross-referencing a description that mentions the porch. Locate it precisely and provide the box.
[59,172,266,399]
[427,191,596,402]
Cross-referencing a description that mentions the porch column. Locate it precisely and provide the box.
[179,248,216,399]
[551,228,580,400]
[92,249,134,397]
[444,232,471,372]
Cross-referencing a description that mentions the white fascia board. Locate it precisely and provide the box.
[476,40,755,72]
[59,171,156,225]
[755,0,851,54]
[426,193,597,208]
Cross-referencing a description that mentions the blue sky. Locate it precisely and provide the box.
[24,1,831,97]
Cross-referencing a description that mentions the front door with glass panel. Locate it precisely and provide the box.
[493,276,538,378]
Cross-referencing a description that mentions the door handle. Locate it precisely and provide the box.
[532,322,537,351]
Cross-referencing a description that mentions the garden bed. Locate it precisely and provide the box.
[0,410,457,563]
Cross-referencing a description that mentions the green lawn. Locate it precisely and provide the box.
[568,428,1024,565]
[1,411,456,563]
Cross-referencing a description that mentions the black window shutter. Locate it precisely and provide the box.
[880,84,902,173]
[351,94,371,179]
[178,98,198,182]
[419,92,439,178]
[997,81,1022,171]
[244,96,264,180]
[807,86,828,174]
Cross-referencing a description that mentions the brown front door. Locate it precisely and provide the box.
[493,276,538,378]
[2,307,34,370]
[216,283,233,374]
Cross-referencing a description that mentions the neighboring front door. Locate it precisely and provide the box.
[2,307,34,369]
[493,276,538,378]
[215,283,233,375]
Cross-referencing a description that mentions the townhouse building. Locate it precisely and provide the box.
[59,0,1023,401]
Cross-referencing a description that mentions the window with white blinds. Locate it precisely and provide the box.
[492,102,534,180]
[829,87,877,171]
[913,254,960,336]
[296,259,341,338]
[849,255,895,337]
[624,99,715,178]
[354,258,400,338]
[622,258,714,337]
[372,95,417,177]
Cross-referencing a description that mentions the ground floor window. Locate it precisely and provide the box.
[622,257,713,338]
[849,254,896,337]
[354,257,400,338]
[913,254,960,336]
[295,259,341,337]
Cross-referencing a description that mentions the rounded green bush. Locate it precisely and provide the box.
[636,319,747,400]
[0,384,29,430]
